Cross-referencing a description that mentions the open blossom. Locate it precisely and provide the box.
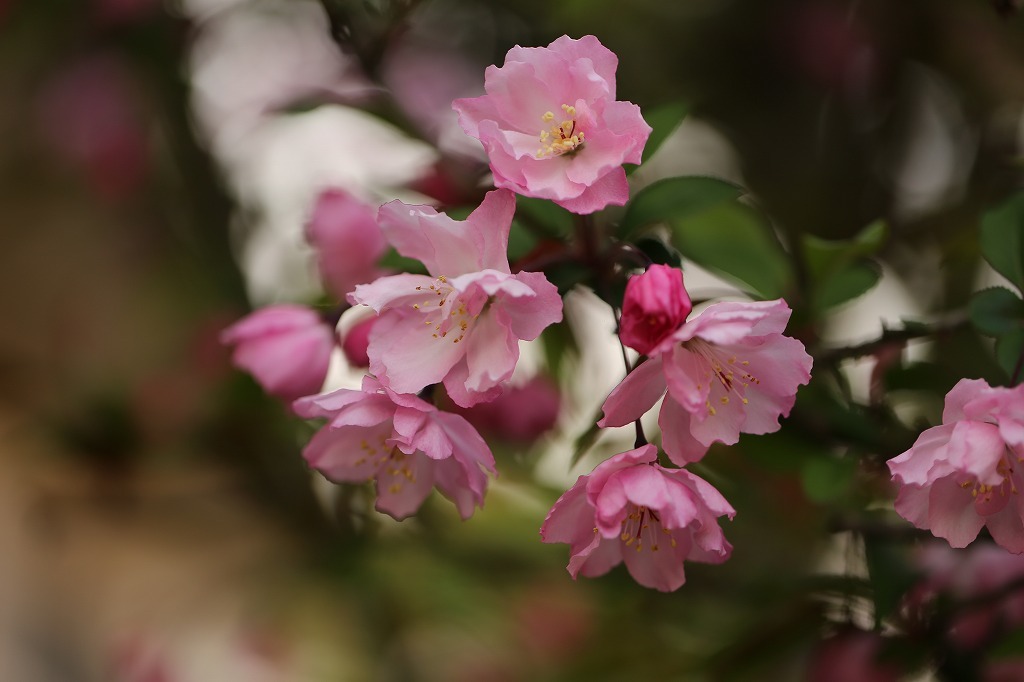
[619,264,692,356]
[453,35,651,214]
[220,304,334,403]
[600,299,813,465]
[540,445,734,592]
[304,188,388,300]
[349,189,562,407]
[888,379,1024,552]
[294,376,495,520]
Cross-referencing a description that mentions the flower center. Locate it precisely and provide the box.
[618,504,674,553]
[959,452,1021,515]
[412,275,480,344]
[535,103,585,158]
[684,339,759,416]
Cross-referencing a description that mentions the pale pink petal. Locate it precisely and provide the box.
[302,424,389,483]
[367,311,466,395]
[574,533,624,579]
[584,444,659,504]
[293,387,365,419]
[888,423,960,486]
[621,526,688,592]
[943,378,995,423]
[674,299,793,346]
[598,357,666,428]
[442,358,503,408]
[662,345,710,414]
[304,188,387,299]
[986,491,1024,553]
[464,309,519,394]
[659,396,710,465]
[349,273,437,312]
[551,166,630,214]
[374,452,436,520]
[497,271,564,340]
[465,188,515,273]
[927,476,986,548]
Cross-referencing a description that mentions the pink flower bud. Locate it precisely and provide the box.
[220,305,334,403]
[618,264,692,356]
[341,315,376,368]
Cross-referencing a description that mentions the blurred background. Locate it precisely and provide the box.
[2,0,1024,680]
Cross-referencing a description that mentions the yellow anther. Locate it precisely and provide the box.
[720,396,729,405]
[742,398,749,404]
[542,111,554,122]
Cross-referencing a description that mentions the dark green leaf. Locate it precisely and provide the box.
[803,220,887,282]
[969,286,1024,337]
[378,248,427,275]
[639,101,688,166]
[667,201,793,299]
[507,220,538,262]
[864,524,919,628]
[619,175,743,238]
[633,236,682,268]
[980,192,1024,292]
[514,196,574,238]
[996,330,1024,381]
[813,261,881,312]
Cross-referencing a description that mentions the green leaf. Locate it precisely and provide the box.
[378,248,427,275]
[667,201,793,299]
[619,175,743,238]
[639,101,688,166]
[633,236,682,268]
[863,523,920,628]
[803,220,887,282]
[980,192,1024,292]
[996,330,1024,381]
[969,286,1024,337]
[812,261,881,312]
[507,220,538,262]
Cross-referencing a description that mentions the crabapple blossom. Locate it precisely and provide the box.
[304,188,388,300]
[349,189,562,407]
[453,35,651,214]
[294,375,495,520]
[540,444,734,592]
[888,379,1024,552]
[618,264,692,356]
[220,304,334,403]
[600,298,813,465]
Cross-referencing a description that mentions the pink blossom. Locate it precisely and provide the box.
[220,304,334,403]
[618,264,692,356]
[349,189,563,407]
[453,35,651,214]
[540,445,734,592]
[293,376,495,520]
[888,379,1024,552]
[600,299,813,465]
[340,315,376,367]
[304,188,388,300]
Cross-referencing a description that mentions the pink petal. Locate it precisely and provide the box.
[927,476,986,548]
[367,311,466,395]
[551,166,630,214]
[497,271,563,340]
[374,452,436,520]
[349,273,438,312]
[598,357,666,428]
[620,524,688,592]
[659,396,710,465]
[302,424,390,483]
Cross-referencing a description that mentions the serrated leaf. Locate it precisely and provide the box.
[813,261,882,312]
[619,175,743,238]
[980,192,1024,292]
[969,286,1024,337]
[667,201,793,299]
[639,101,688,166]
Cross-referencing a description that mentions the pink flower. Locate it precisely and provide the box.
[293,376,495,520]
[305,188,388,300]
[220,304,334,403]
[600,299,813,465]
[888,379,1024,552]
[618,264,692,356]
[540,445,734,592]
[452,35,651,214]
[349,189,563,407]
[340,315,376,367]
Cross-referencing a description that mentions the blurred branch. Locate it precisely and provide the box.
[813,314,971,365]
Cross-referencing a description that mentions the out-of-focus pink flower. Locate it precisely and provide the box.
[220,305,334,403]
[304,188,388,300]
[540,444,734,592]
[36,53,149,201]
[600,299,812,465]
[619,265,692,356]
[294,376,495,520]
[456,375,560,444]
[453,35,651,214]
[350,189,562,407]
[888,379,1024,552]
[914,542,1024,650]
[340,315,376,368]
[805,629,901,682]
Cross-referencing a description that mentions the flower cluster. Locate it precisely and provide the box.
[542,264,812,589]
[888,379,1024,552]
[220,35,817,591]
